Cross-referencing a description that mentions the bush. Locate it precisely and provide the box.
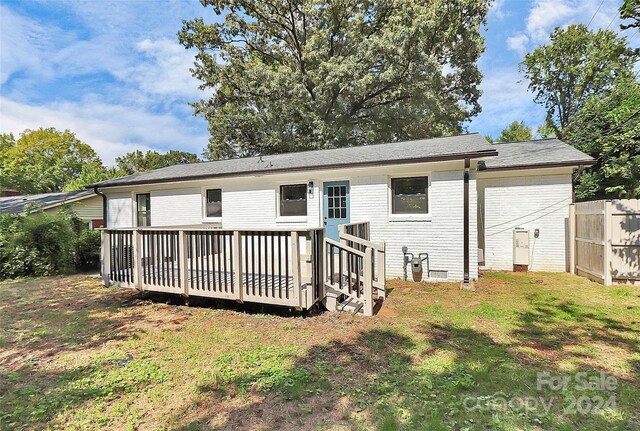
[75,229,101,271]
[0,208,101,279]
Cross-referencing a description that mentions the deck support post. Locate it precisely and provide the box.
[291,231,301,307]
[363,247,373,316]
[179,231,189,296]
[133,230,143,292]
[101,230,111,286]
[233,231,243,303]
[376,241,386,300]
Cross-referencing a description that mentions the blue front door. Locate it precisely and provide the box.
[323,181,350,242]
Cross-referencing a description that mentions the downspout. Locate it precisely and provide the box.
[93,187,107,228]
[462,158,471,286]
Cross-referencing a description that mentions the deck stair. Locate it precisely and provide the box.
[323,223,386,316]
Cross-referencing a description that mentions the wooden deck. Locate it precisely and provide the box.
[101,223,386,315]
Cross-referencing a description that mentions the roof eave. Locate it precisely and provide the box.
[90,149,499,189]
[480,159,596,172]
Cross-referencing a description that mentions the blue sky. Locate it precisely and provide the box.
[0,0,636,165]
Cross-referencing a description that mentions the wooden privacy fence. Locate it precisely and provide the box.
[101,227,324,310]
[570,199,640,286]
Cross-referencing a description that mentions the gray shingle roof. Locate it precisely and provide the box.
[0,190,96,214]
[90,133,497,188]
[480,138,594,170]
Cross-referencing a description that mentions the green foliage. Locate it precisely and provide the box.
[620,0,639,30]
[75,230,101,271]
[1,128,199,192]
[521,24,636,136]
[63,162,122,192]
[490,120,533,143]
[179,0,491,159]
[115,150,199,175]
[0,209,101,279]
[535,122,555,139]
[565,78,640,200]
[0,128,101,194]
[0,209,76,279]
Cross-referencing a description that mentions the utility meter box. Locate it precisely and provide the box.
[513,228,530,271]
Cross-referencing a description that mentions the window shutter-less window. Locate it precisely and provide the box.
[391,177,428,214]
[280,184,307,216]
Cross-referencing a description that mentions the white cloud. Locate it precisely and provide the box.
[519,0,628,45]
[506,34,530,56]
[489,0,508,20]
[0,1,215,162]
[0,5,64,85]
[525,0,575,43]
[112,38,203,100]
[0,97,209,165]
[467,67,546,136]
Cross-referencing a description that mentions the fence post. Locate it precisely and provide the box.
[604,200,613,286]
[569,204,576,275]
[101,230,111,286]
[233,231,243,303]
[133,230,143,291]
[179,230,189,296]
[363,247,373,316]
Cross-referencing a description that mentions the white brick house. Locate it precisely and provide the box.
[91,134,593,282]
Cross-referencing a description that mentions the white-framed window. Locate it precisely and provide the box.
[204,188,222,218]
[279,184,307,217]
[136,193,151,226]
[390,176,429,215]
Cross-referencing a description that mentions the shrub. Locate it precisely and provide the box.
[0,207,101,279]
[0,210,76,279]
[75,229,101,271]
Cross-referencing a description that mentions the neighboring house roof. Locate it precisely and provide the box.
[0,190,97,214]
[480,138,594,171]
[89,133,498,188]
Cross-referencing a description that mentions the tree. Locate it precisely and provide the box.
[535,122,555,139]
[497,120,532,143]
[179,0,491,159]
[620,0,639,30]
[521,24,636,137]
[484,121,533,143]
[564,78,640,200]
[115,150,199,175]
[62,162,122,191]
[0,128,101,194]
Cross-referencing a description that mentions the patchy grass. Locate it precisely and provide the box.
[0,272,639,430]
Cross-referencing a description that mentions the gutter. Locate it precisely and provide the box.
[88,149,499,189]
[462,158,470,286]
[93,187,107,227]
[478,159,595,172]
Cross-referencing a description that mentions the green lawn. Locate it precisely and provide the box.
[0,272,639,430]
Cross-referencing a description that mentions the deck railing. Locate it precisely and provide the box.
[339,222,386,290]
[101,224,385,315]
[101,227,324,310]
[323,222,385,316]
